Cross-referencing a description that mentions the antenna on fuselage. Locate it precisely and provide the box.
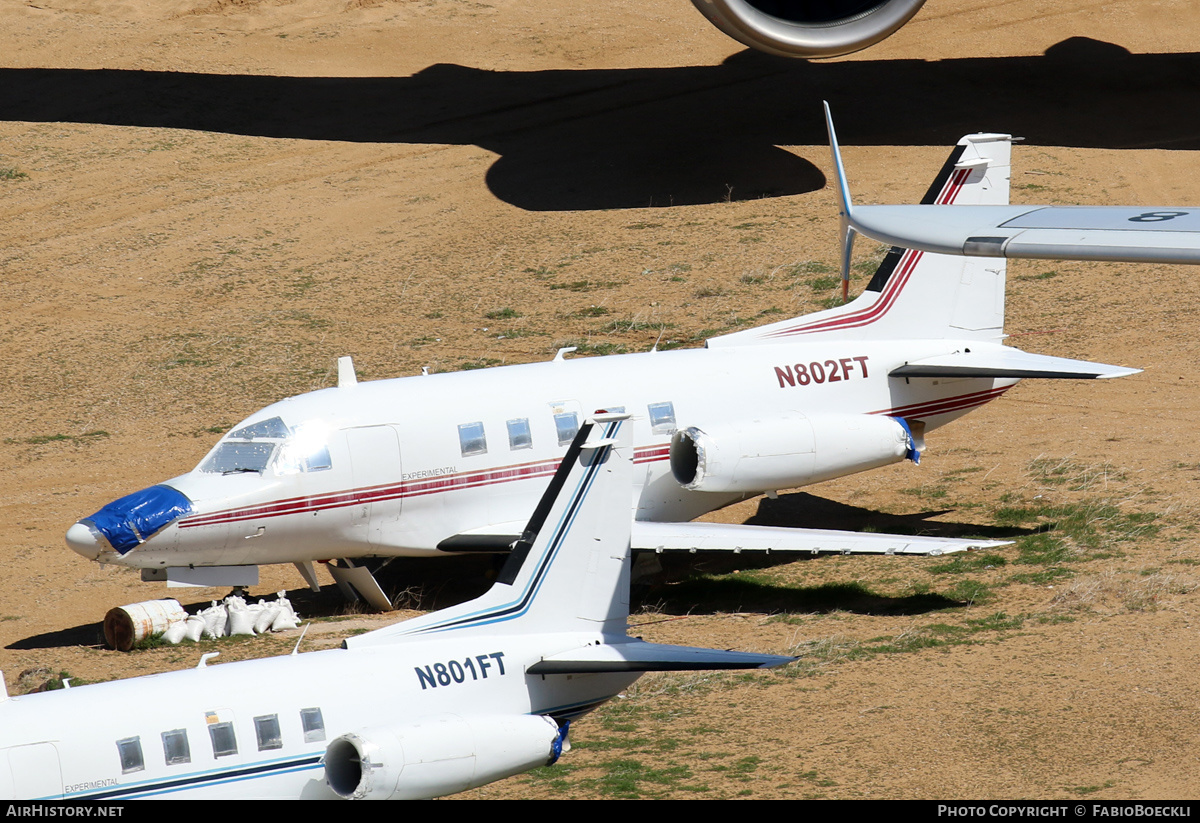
[291,623,311,656]
[650,327,665,352]
[337,356,357,388]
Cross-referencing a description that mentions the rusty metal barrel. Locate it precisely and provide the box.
[103,599,187,651]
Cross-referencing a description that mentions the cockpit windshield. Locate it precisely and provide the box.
[199,416,333,476]
[229,418,290,440]
[201,441,276,474]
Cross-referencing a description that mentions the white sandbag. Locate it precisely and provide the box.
[201,602,228,639]
[253,604,279,634]
[228,610,257,636]
[270,608,300,632]
[270,591,300,631]
[184,616,205,642]
[162,621,188,645]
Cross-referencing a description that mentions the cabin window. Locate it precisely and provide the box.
[255,715,283,751]
[275,422,334,475]
[301,707,326,743]
[458,422,487,457]
[304,445,333,472]
[507,418,533,451]
[648,402,676,435]
[208,721,238,758]
[116,737,144,774]
[554,412,579,446]
[162,729,191,766]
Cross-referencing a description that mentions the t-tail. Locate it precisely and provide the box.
[708,108,1139,381]
[711,105,1013,349]
[348,415,793,671]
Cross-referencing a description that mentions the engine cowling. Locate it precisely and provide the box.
[670,412,918,493]
[324,713,563,800]
[690,0,927,58]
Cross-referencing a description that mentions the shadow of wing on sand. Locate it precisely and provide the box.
[633,490,1036,617]
[745,491,1029,542]
[2,38,1199,210]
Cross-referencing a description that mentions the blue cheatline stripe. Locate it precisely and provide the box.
[64,753,323,800]
[399,420,620,636]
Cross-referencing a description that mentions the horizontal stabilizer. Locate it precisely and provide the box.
[849,204,1200,265]
[890,346,1141,380]
[527,640,794,674]
[632,521,1007,556]
[438,523,524,552]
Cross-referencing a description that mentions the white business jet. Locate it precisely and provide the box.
[65,111,1145,609]
[1,416,793,800]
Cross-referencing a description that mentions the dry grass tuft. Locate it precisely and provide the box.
[1051,569,1197,613]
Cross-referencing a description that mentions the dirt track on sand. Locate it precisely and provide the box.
[3,0,1200,799]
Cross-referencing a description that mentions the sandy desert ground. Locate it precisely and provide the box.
[3,0,1200,800]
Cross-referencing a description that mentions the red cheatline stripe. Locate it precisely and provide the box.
[634,445,670,464]
[868,386,1010,418]
[936,168,971,205]
[761,248,923,339]
[180,446,672,528]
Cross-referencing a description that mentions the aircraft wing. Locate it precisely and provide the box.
[847,205,1200,265]
[889,346,1141,380]
[441,521,1007,556]
[631,521,1007,556]
[527,640,794,674]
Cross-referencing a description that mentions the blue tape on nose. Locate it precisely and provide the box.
[86,485,193,554]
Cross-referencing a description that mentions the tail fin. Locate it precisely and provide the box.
[708,122,1013,348]
[347,414,634,646]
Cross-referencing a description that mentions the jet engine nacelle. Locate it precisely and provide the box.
[670,412,917,493]
[690,0,927,58]
[324,713,563,800]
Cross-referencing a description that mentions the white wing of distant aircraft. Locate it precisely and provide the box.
[847,204,1200,265]
[67,111,1146,610]
[820,102,1200,268]
[0,417,793,800]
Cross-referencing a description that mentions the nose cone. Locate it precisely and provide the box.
[66,522,102,560]
[70,484,194,559]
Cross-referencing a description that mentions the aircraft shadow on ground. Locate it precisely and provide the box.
[5,557,502,651]
[7,622,109,653]
[2,38,1198,210]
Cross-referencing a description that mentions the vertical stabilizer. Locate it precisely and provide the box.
[708,128,1013,347]
[347,415,633,646]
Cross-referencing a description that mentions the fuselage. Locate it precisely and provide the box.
[0,631,635,800]
[67,338,1013,571]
